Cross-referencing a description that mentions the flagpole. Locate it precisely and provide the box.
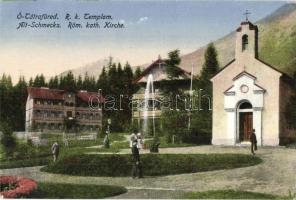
[188,63,193,130]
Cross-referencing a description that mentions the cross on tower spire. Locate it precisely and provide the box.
[244,10,251,21]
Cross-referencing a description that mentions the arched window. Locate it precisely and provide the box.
[239,102,252,109]
[242,34,248,51]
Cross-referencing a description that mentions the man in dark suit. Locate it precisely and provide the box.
[250,129,257,155]
[131,140,143,178]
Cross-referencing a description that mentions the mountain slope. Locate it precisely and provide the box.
[61,3,296,78]
[60,57,121,79]
[179,3,296,76]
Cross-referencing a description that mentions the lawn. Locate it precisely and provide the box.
[42,153,262,177]
[0,146,119,169]
[182,189,288,199]
[0,132,128,169]
[0,157,51,169]
[29,182,127,198]
[39,132,127,148]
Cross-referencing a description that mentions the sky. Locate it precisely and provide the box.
[0,0,287,83]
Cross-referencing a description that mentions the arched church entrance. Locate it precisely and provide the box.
[237,101,253,142]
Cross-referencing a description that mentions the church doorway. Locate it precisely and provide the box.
[237,101,253,142]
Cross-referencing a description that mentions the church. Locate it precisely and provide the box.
[211,19,296,146]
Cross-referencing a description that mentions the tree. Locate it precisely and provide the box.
[83,73,91,91]
[97,67,108,94]
[60,71,76,92]
[200,43,219,82]
[161,49,185,107]
[0,122,16,159]
[48,76,59,89]
[0,74,14,125]
[165,49,182,79]
[89,76,97,92]
[286,95,296,129]
[13,76,28,131]
[159,50,189,143]
[123,62,134,93]
[76,75,83,91]
[161,110,188,143]
[188,43,219,144]
[28,78,34,86]
[134,67,142,80]
[33,74,46,87]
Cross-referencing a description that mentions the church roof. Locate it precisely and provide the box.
[210,57,290,81]
[210,59,236,80]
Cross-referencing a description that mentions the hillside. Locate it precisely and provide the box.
[179,3,296,76]
[60,3,296,78]
[60,57,121,79]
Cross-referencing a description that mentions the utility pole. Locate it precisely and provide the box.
[188,64,194,130]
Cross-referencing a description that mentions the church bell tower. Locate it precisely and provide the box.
[235,13,258,59]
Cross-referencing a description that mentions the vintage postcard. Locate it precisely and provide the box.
[0,0,296,199]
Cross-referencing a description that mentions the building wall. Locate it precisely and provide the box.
[26,98,102,132]
[212,57,282,146]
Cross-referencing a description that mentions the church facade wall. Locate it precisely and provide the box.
[212,57,281,146]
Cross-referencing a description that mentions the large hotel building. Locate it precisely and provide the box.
[25,87,103,132]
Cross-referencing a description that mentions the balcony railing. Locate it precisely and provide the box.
[32,117,64,122]
[33,104,64,110]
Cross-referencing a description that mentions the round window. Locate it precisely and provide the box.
[240,85,249,93]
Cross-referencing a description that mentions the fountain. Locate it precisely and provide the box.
[142,74,156,137]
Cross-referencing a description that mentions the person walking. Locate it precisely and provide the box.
[103,133,110,148]
[51,142,60,162]
[250,129,257,155]
[131,140,143,178]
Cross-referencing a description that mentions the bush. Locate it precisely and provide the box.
[12,143,38,160]
[0,157,51,169]
[161,111,188,143]
[42,153,262,177]
[182,128,211,145]
[29,182,127,199]
[0,122,16,159]
[0,176,37,198]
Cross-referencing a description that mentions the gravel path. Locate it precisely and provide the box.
[1,146,295,198]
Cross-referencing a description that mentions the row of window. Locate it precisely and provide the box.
[34,100,80,107]
[34,110,64,118]
[75,112,101,120]
[35,99,63,106]
[35,123,99,130]
[33,110,101,120]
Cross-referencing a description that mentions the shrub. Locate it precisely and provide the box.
[0,176,37,198]
[161,111,188,143]
[42,153,262,177]
[182,128,211,144]
[12,143,38,160]
[0,157,51,169]
[29,182,127,198]
[0,122,16,159]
